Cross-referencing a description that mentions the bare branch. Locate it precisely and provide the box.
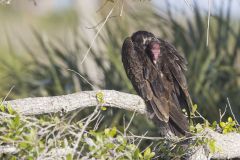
[4,90,147,116]
[190,129,240,159]
[0,145,18,154]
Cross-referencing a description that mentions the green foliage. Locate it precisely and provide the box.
[207,139,218,153]
[219,117,239,134]
[96,91,105,104]
[0,104,43,159]
[83,127,155,160]
[96,91,108,111]
[190,105,239,134]
[154,139,188,159]
[0,103,155,159]
[189,103,239,134]
[188,104,239,154]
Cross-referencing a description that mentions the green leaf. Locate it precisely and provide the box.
[223,128,228,134]
[10,156,17,160]
[144,147,151,156]
[204,120,210,127]
[105,142,115,148]
[116,135,124,144]
[7,104,14,115]
[66,153,73,160]
[143,147,155,159]
[13,114,20,128]
[104,128,110,135]
[208,139,216,153]
[53,116,60,123]
[19,142,29,149]
[195,123,203,133]
[228,117,233,122]
[78,122,83,128]
[0,104,5,112]
[149,152,155,158]
[109,127,117,137]
[220,122,226,128]
[190,125,195,132]
[101,106,107,111]
[134,148,141,159]
[96,91,105,104]
[192,104,198,114]
[212,121,217,128]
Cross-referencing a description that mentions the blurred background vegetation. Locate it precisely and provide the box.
[0,0,239,136]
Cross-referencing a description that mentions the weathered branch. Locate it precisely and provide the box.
[189,129,240,160]
[0,145,18,154]
[2,90,240,159]
[4,90,147,116]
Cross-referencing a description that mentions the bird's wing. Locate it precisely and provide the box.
[158,39,192,120]
[135,44,170,122]
[121,37,153,100]
[121,37,170,122]
[140,50,189,135]
[122,34,191,136]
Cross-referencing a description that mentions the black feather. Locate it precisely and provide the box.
[121,31,192,136]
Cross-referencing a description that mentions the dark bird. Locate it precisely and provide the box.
[121,31,192,137]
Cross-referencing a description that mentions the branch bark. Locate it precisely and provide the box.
[2,90,240,159]
[4,90,147,116]
[189,128,240,160]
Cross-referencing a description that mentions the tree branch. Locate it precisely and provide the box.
[189,129,240,160]
[4,90,147,116]
[2,90,240,159]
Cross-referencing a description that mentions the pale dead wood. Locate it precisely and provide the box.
[3,90,147,116]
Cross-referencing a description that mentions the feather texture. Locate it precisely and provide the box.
[121,31,192,136]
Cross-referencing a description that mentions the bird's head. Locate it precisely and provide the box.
[131,31,155,48]
[147,40,161,64]
[131,31,161,64]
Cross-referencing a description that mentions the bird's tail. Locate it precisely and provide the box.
[168,118,189,137]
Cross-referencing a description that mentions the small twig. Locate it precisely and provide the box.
[135,131,148,148]
[94,114,104,130]
[141,142,153,154]
[0,85,14,106]
[206,0,211,46]
[127,135,165,141]
[219,105,227,123]
[120,0,124,16]
[195,110,207,122]
[87,0,124,29]
[86,15,119,29]
[67,109,83,125]
[73,106,100,153]
[80,0,119,64]
[124,111,136,136]
[227,97,239,126]
[67,69,96,89]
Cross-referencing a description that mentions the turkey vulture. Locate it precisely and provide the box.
[121,31,192,137]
